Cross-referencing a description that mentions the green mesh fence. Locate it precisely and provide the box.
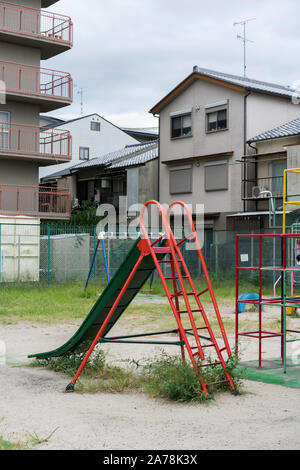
[0,222,296,286]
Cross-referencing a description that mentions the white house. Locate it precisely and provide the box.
[39,113,139,180]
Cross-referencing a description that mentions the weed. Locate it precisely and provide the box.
[27,427,59,447]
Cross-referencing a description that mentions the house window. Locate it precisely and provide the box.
[91,121,100,132]
[171,114,192,139]
[79,146,89,160]
[206,109,227,132]
[205,101,228,133]
[170,165,193,194]
[205,161,228,191]
[0,111,10,149]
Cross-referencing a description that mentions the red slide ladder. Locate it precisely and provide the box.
[67,200,236,396]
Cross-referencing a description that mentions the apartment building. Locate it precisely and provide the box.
[150,66,300,232]
[0,0,73,219]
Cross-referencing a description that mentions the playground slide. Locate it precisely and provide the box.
[29,238,165,360]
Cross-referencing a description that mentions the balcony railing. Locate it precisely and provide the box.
[0,184,71,219]
[242,176,284,200]
[0,122,72,160]
[0,60,73,102]
[0,1,73,45]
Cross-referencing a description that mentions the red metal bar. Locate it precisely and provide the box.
[0,1,73,46]
[0,60,72,101]
[0,122,71,160]
[0,184,71,218]
[235,232,300,367]
[167,201,232,357]
[69,253,145,386]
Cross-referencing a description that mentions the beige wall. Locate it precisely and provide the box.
[247,93,300,140]
[159,79,245,216]
[0,159,39,186]
[138,159,159,204]
[1,101,40,126]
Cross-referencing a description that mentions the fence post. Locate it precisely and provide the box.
[215,231,219,277]
[47,224,51,285]
[93,226,97,280]
[0,224,2,283]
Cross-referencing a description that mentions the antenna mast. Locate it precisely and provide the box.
[233,18,256,77]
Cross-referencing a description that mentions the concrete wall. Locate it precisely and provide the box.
[39,114,139,179]
[247,93,300,140]
[0,159,39,186]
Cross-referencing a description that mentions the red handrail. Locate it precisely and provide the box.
[167,201,232,355]
[0,122,71,159]
[0,184,71,218]
[0,60,73,101]
[0,1,73,45]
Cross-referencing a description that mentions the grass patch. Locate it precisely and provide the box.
[0,436,23,450]
[32,349,241,403]
[0,282,102,324]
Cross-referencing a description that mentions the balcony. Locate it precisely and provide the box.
[0,60,73,111]
[0,184,71,219]
[0,2,73,59]
[0,122,72,163]
[242,176,284,200]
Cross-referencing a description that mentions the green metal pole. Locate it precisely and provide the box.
[0,224,2,284]
[47,224,51,285]
[93,226,97,280]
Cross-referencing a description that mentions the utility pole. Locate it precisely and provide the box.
[233,18,256,77]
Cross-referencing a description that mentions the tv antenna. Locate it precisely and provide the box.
[74,84,85,116]
[233,18,256,77]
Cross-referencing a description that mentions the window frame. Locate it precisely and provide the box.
[0,111,10,150]
[90,121,101,132]
[205,102,229,134]
[204,160,228,192]
[169,164,193,195]
[170,112,193,140]
[79,146,90,161]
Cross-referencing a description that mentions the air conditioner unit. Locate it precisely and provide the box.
[252,186,268,198]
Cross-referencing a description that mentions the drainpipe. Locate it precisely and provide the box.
[243,91,252,212]
[154,114,160,203]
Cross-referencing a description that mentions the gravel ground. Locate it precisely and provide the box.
[1,316,300,450]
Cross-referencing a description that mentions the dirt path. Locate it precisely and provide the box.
[0,321,300,450]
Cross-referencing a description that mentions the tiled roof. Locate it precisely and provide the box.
[248,118,300,143]
[109,145,158,169]
[71,141,158,169]
[150,66,296,114]
[193,66,295,98]
[42,142,158,182]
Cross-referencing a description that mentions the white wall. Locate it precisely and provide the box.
[39,114,138,179]
[247,93,300,140]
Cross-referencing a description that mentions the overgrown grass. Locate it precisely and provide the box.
[0,281,102,324]
[0,280,284,336]
[0,428,59,450]
[32,349,241,403]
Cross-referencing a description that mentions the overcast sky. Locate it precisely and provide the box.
[47,0,300,128]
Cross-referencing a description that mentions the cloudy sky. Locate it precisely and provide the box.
[47,0,300,127]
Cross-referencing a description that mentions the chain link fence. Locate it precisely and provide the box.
[0,222,293,287]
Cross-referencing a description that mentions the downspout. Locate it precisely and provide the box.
[243,91,252,212]
[154,113,160,202]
